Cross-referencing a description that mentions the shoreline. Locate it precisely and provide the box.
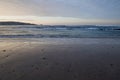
[0,38,120,44]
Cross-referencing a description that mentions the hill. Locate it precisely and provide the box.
[0,21,36,25]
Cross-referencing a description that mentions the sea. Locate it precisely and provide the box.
[0,25,120,38]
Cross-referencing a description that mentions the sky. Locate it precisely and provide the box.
[0,0,120,25]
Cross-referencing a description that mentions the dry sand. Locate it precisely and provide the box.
[0,38,120,80]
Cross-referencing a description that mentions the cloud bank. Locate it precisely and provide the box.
[0,0,120,24]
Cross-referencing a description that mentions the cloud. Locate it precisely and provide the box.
[0,0,120,22]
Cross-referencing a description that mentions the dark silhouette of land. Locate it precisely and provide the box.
[0,21,36,25]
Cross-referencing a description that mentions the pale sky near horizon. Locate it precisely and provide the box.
[0,0,120,25]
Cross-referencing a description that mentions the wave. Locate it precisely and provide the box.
[0,25,120,38]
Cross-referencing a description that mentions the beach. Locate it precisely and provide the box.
[0,38,120,80]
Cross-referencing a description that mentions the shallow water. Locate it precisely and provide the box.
[0,25,120,38]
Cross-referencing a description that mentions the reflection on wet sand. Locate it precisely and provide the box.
[0,38,120,80]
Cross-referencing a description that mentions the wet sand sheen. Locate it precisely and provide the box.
[0,38,120,80]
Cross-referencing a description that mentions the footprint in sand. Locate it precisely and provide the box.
[41,49,44,51]
[35,67,39,70]
[110,64,114,67]
[31,65,39,70]
[5,55,9,57]
[1,65,4,68]
[111,46,114,48]
[42,57,47,60]
[12,69,15,73]
[31,65,34,68]
[2,50,6,52]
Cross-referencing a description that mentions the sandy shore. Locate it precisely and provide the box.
[0,38,120,80]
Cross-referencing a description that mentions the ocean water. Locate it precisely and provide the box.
[0,25,120,38]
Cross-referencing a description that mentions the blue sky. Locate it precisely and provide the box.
[0,0,120,25]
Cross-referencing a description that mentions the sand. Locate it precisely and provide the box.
[0,38,120,80]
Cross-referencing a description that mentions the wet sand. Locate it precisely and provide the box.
[0,38,120,80]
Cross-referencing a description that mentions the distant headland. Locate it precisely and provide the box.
[0,21,36,25]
